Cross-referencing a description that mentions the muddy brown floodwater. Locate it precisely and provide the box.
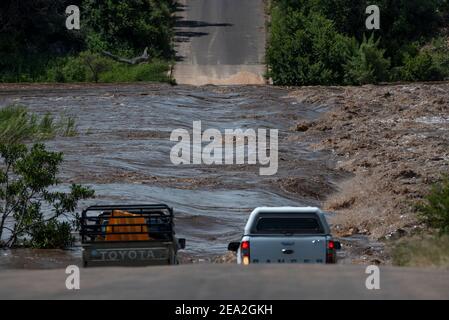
[0,83,351,268]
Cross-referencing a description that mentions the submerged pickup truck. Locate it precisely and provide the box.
[80,204,186,267]
[228,207,341,265]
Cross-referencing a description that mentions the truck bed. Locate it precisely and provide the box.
[80,204,180,267]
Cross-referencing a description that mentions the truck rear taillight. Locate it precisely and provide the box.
[241,241,250,265]
[326,240,336,264]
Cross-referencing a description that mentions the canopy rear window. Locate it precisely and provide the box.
[253,213,324,234]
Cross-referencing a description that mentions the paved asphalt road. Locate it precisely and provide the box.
[1,264,448,299]
[174,0,266,85]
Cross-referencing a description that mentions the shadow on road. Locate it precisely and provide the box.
[176,20,233,28]
[174,1,234,62]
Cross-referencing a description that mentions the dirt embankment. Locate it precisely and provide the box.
[290,83,449,255]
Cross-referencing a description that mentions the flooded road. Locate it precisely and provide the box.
[0,83,345,266]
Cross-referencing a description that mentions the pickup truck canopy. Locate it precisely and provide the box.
[243,207,331,235]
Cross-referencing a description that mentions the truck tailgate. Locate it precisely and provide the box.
[250,236,327,264]
[82,241,175,267]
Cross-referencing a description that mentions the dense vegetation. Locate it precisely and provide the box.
[267,0,449,85]
[0,0,175,83]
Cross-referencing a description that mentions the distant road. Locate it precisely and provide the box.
[1,264,448,299]
[174,0,266,85]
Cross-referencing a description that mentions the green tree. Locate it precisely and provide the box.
[0,143,94,248]
[316,0,369,39]
[400,38,449,81]
[377,0,445,66]
[268,0,449,85]
[267,6,351,85]
[80,52,111,83]
[344,35,391,85]
[0,105,89,249]
[0,0,84,81]
[0,0,176,82]
[82,0,175,58]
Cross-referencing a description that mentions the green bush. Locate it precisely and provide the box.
[0,106,40,144]
[47,53,111,83]
[0,105,78,144]
[99,60,170,83]
[431,37,449,72]
[401,52,443,82]
[317,0,444,61]
[267,6,351,85]
[79,52,112,83]
[46,52,171,83]
[26,220,75,249]
[400,38,449,81]
[61,57,89,82]
[46,61,67,83]
[344,35,391,85]
[417,176,449,234]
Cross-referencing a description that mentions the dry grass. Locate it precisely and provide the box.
[391,234,449,268]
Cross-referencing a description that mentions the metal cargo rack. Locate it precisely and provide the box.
[80,204,175,244]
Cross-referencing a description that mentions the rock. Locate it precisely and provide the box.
[359,229,370,235]
[386,228,408,241]
[342,227,359,237]
[295,121,312,132]
[397,170,420,179]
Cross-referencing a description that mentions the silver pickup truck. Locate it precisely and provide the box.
[228,207,341,264]
[80,204,185,267]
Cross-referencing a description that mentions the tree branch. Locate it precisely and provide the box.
[102,47,150,65]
